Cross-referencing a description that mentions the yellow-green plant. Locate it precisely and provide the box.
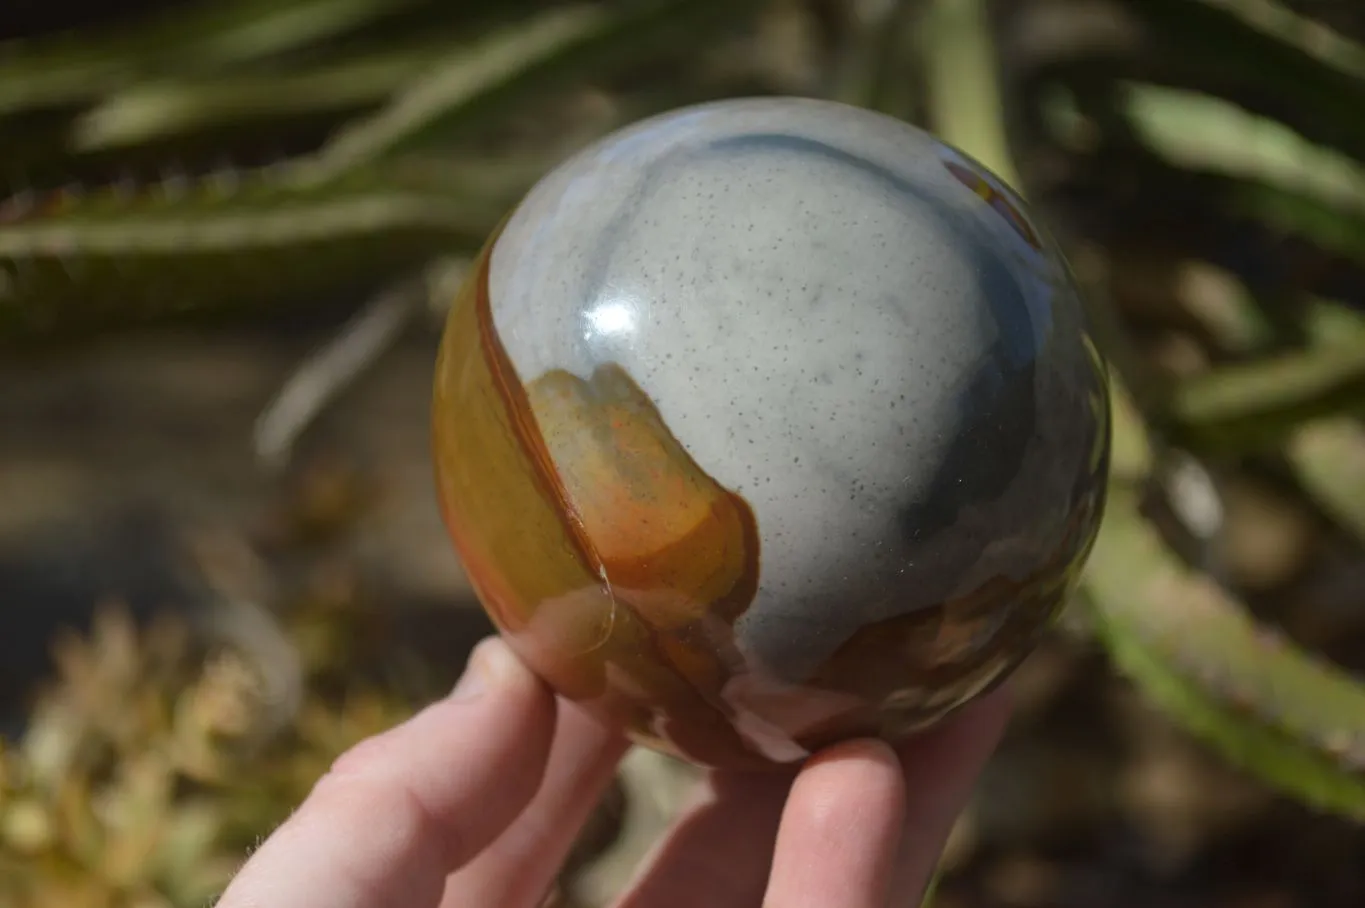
[0,603,418,908]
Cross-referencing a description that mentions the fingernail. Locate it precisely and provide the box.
[451,638,497,701]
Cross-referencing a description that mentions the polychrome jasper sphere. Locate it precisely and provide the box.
[432,97,1110,770]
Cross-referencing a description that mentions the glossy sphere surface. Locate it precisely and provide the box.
[433,97,1110,769]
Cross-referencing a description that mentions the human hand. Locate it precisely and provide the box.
[214,636,1010,908]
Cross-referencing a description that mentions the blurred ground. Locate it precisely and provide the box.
[2,1,1365,906]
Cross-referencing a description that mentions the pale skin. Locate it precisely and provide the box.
[214,637,1011,908]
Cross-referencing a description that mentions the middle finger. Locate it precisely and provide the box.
[442,697,630,908]
[611,766,798,908]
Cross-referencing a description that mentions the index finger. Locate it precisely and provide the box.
[214,637,557,908]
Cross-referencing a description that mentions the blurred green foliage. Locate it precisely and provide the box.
[2,0,1365,905]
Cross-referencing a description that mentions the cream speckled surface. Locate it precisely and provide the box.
[486,97,1104,687]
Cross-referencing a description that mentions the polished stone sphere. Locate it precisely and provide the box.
[432,97,1110,769]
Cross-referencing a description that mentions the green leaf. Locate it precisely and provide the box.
[0,164,512,338]
[1170,336,1365,452]
[1082,483,1365,822]
[0,0,427,117]
[1135,0,1365,162]
[302,0,764,180]
[1286,419,1365,544]
[1122,82,1365,222]
[1231,181,1365,264]
[918,0,1365,823]
[1084,374,1365,823]
[922,0,1019,188]
[303,3,615,178]
[69,47,453,152]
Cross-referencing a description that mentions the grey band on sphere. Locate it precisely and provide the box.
[486,97,1105,703]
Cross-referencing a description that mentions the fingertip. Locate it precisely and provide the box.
[886,684,1013,906]
[764,738,907,907]
[325,634,556,792]
[794,737,906,823]
[804,735,899,769]
[791,737,907,843]
[444,698,630,908]
[457,636,546,695]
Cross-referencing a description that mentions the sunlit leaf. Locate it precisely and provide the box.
[0,0,428,116]
[1286,418,1365,543]
[1171,342,1365,451]
[1082,484,1365,822]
